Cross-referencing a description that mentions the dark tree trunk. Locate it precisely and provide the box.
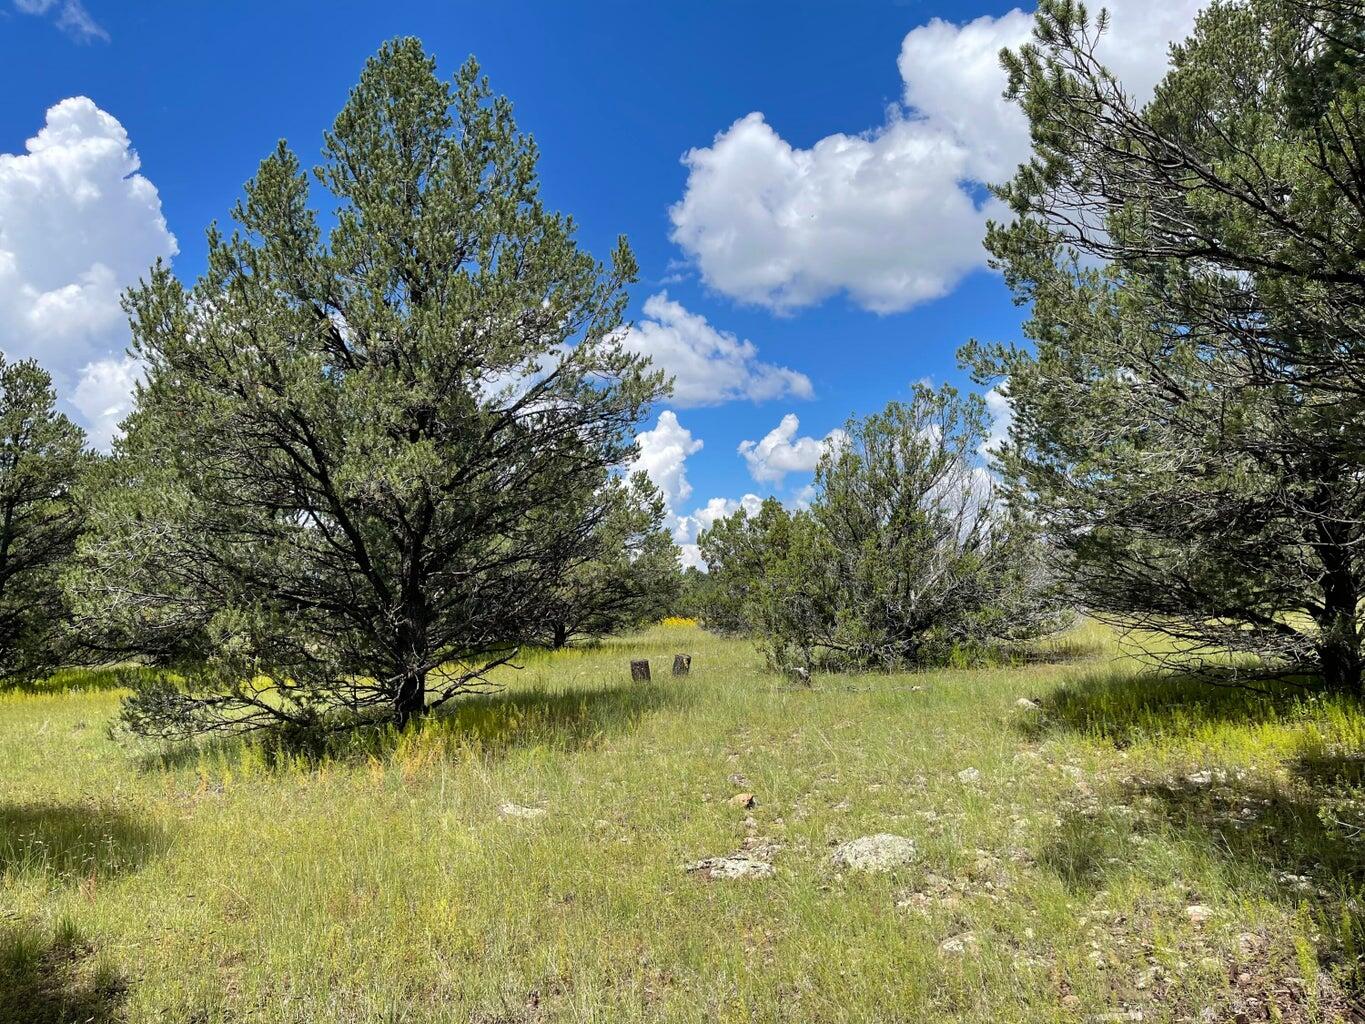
[1315,520,1362,694]
[1320,646,1361,694]
[1319,627,1362,694]
[393,570,428,731]
[394,667,426,728]
[552,622,567,649]
[394,593,431,728]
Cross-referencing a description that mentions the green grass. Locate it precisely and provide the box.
[3,622,1365,1022]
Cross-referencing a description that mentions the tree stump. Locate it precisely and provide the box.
[630,659,651,682]
[672,654,691,677]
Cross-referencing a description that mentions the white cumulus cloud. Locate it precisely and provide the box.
[738,413,847,486]
[670,112,996,315]
[630,411,766,570]
[630,411,704,512]
[618,292,812,406]
[678,545,707,571]
[669,1,1205,314]
[70,353,143,452]
[674,493,765,570]
[0,96,176,447]
[980,385,1013,457]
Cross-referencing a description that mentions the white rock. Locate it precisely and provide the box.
[1278,872,1314,891]
[1237,931,1263,955]
[831,834,918,873]
[957,767,981,784]
[1185,904,1213,925]
[685,855,775,880]
[1185,769,1229,787]
[498,802,546,819]
[939,932,977,955]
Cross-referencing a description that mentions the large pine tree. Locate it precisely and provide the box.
[966,0,1365,689]
[74,40,666,735]
[0,356,85,682]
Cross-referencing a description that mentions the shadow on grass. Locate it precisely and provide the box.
[1039,812,1133,890]
[1029,668,1361,887]
[0,920,127,1024]
[1032,668,1365,995]
[1043,777,1364,895]
[141,678,688,772]
[0,804,163,883]
[1008,632,1114,668]
[1150,777,1362,888]
[1022,668,1318,747]
[393,679,687,757]
[1009,647,1107,667]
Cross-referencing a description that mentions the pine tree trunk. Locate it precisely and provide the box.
[1316,526,1361,694]
[394,668,426,728]
[1319,638,1362,694]
[394,584,431,728]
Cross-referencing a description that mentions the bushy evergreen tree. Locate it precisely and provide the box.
[967,0,1365,689]
[73,40,665,735]
[700,386,1065,672]
[695,496,795,638]
[0,356,85,682]
[536,472,681,648]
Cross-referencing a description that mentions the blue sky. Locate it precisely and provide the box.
[0,0,1205,564]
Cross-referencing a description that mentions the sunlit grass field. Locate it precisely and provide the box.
[3,621,1365,1022]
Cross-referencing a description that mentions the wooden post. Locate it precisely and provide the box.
[630,659,651,682]
[672,654,691,677]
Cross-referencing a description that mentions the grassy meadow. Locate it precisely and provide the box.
[4,621,1365,1022]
